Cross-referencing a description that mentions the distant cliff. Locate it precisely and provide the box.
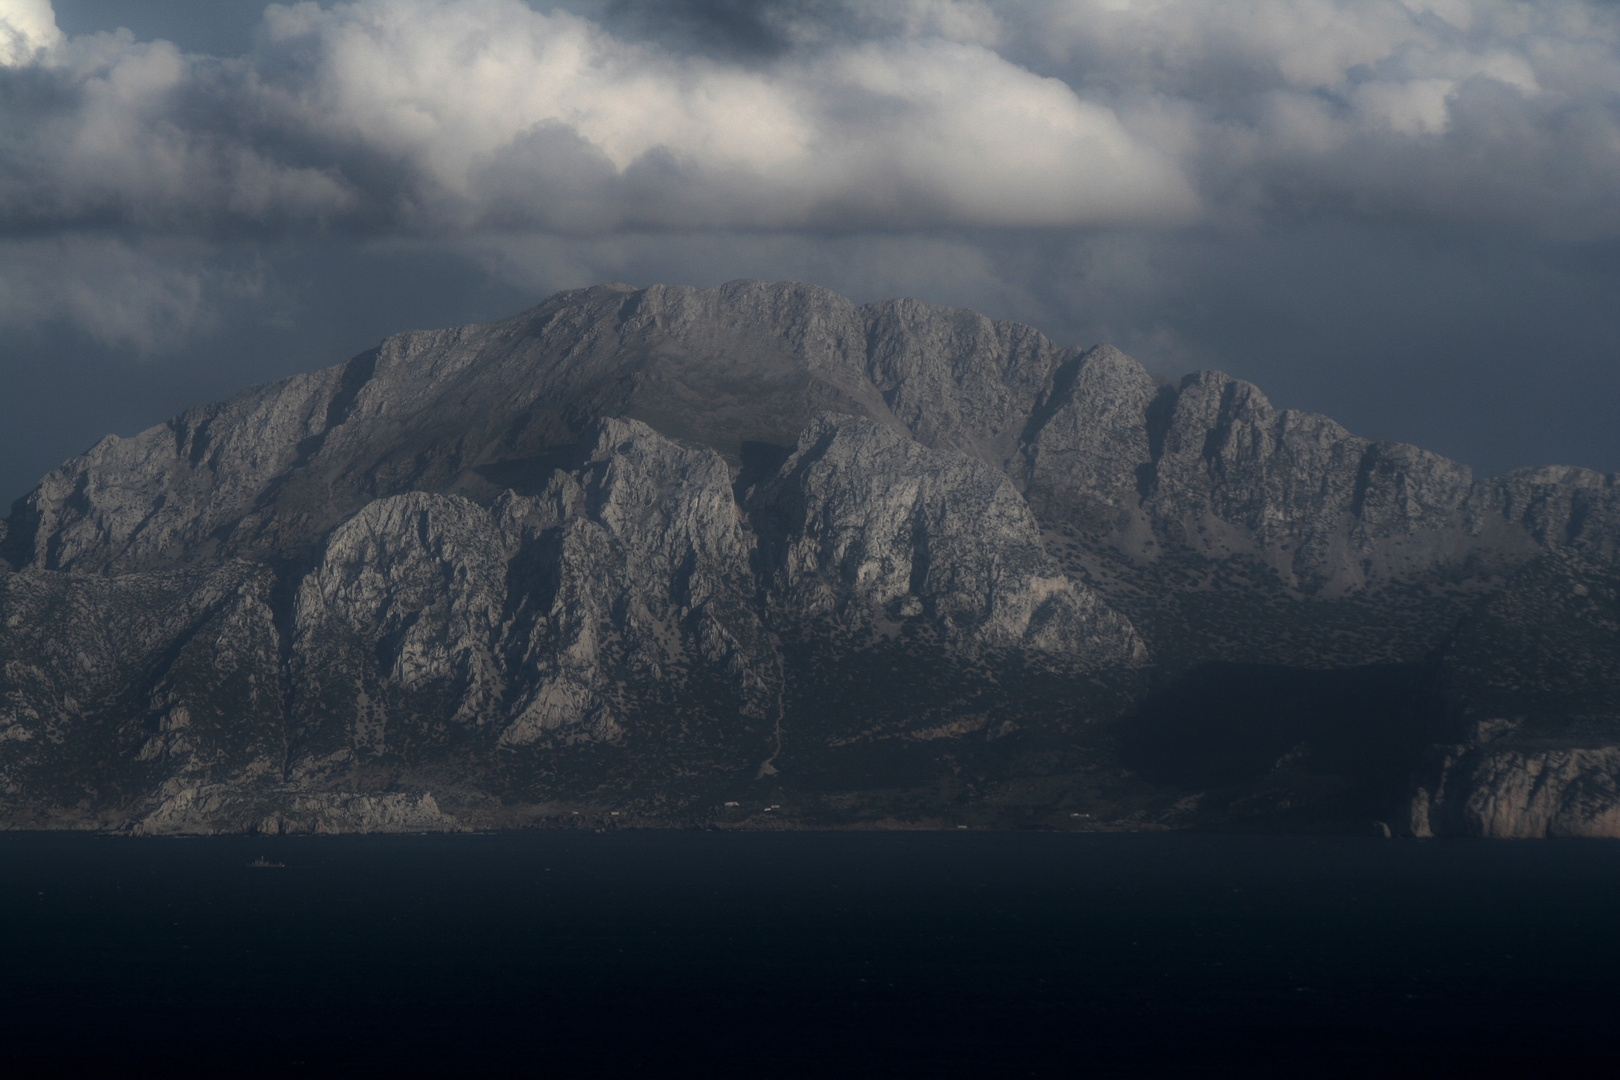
[3,280,1617,835]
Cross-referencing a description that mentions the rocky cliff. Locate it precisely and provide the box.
[3,280,1616,835]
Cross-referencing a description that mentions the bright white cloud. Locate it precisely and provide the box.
[0,0,60,66]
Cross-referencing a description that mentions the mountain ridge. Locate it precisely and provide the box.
[3,280,1617,836]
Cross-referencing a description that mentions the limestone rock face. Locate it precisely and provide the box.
[3,369,350,575]
[276,417,789,773]
[290,492,510,774]
[1143,370,1481,589]
[1017,344,1161,535]
[1486,466,1620,561]
[1416,747,1620,839]
[137,787,463,835]
[492,417,780,749]
[860,297,1063,464]
[754,414,1142,661]
[2,281,1092,577]
[2,279,1617,833]
[8,280,1614,589]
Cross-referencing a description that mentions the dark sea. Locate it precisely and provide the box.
[2,831,1616,1078]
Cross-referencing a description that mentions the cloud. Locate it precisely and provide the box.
[986,0,1620,236]
[0,0,1197,236]
[2,0,1615,242]
[0,234,263,350]
[1,0,1618,497]
[0,0,60,66]
[0,25,360,233]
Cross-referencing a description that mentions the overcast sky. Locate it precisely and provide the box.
[2,0,1617,503]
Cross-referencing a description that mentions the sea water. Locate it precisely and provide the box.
[2,830,1616,1076]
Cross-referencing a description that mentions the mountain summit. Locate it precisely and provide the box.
[3,281,1617,836]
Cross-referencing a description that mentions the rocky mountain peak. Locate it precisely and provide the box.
[2,280,1617,836]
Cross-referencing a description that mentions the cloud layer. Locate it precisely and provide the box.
[0,0,1202,236]
[4,0,1616,240]
[1,0,1618,499]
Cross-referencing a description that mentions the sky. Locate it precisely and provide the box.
[1,1,1617,504]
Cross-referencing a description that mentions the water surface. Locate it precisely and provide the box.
[2,831,1615,1076]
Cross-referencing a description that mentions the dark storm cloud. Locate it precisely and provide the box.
[593,0,811,59]
[1,0,1618,503]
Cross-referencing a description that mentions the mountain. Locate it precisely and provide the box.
[3,280,1617,836]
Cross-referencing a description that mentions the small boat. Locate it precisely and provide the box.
[248,857,285,868]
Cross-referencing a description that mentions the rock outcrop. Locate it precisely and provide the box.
[753,414,1141,661]
[1413,746,1620,839]
[2,280,1616,834]
[136,787,463,835]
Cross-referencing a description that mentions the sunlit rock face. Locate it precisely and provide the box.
[1415,747,1620,839]
[2,281,1617,834]
[752,413,1141,661]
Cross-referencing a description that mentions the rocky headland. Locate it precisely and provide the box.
[3,280,1616,836]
